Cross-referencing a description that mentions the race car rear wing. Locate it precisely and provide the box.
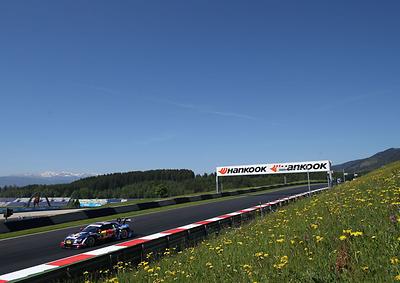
[116,218,132,224]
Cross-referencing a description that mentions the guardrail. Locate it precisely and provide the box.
[0,187,329,283]
[0,181,324,234]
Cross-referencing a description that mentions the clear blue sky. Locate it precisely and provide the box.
[1,1,399,176]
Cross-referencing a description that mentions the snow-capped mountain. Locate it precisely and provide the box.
[0,172,96,187]
[37,171,93,178]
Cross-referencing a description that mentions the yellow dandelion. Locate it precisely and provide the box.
[339,235,347,241]
[391,257,399,265]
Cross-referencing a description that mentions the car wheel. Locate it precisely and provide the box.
[85,236,95,247]
[120,229,129,239]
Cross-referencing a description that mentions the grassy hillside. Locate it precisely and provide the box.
[333,147,400,173]
[93,161,400,282]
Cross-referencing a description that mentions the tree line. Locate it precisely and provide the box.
[0,169,328,199]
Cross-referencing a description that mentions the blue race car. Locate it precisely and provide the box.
[60,218,133,249]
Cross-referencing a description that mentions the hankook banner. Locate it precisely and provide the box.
[216,160,331,177]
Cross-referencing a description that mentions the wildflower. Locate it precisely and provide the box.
[315,235,323,243]
[205,262,213,269]
[242,264,252,270]
[350,231,363,237]
[339,235,347,241]
[391,257,399,265]
[343,229,352,234]
[273,256,288,269]
[224,239,233,245]
[310,224,318,229]
[362,266,369,272]
[395,274,400,281]
[276,238,285,243]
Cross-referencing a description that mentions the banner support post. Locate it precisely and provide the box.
[307,171,311,196]
[216,174,219,193]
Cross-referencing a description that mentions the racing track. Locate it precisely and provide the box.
[0,184,325,275]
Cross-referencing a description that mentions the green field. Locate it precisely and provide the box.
[93,162,400,282]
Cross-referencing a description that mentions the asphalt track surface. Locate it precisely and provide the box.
[0,184,325,275]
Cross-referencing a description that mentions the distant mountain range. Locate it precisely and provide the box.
[0,172,95,187]
[332,148,400,173]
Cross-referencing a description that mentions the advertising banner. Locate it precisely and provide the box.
[216,160,331,177]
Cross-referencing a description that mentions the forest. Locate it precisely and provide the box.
[0,169,328,199]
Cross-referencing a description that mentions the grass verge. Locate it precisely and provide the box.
[0,182,319,241]
[93,162,400,282]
